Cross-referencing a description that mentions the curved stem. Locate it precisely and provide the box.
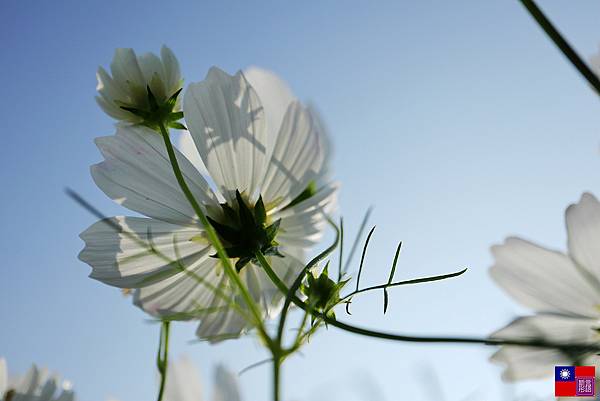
[255,251,600,353]
[274,217,341,343]
[156,121,270,344]
[156,321,170,401]
[519,0,600,94]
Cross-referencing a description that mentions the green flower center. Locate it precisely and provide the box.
[208,190,282,271]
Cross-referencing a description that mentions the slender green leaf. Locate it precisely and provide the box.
[337,217,344,281]
[383,288,389,314]
[355,225,376,292]
[343,206,373,274]
[387,241,402,285]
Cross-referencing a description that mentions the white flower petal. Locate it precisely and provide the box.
[138,52,167,99]
[163,356,203,401]
[242,68,333,186]
[95,95,132,121]
[212,365,241,401]
[260,101,327,208]
[306,104,333,183]
[253,252,304,319]
[134,258,227,319]
[490,237,600,317]
[178,131,209,176]
[275,182,338,249]
[243,66,295,147]
[79,216,211,288]
[195,303,249,343]
[192,256,298,342]
[490,314,600,381]
[38,376,58,400]
[96,67,127,103]
[161,46,181,95]
[109,48,146,91]
[14,364,46,398]
[566,193,600,288]
[184,67,268,203]
[92,125,218,225]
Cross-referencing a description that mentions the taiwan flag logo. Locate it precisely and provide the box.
[555,366,595,397]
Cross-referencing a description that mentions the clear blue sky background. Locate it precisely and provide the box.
[1,1,600,400]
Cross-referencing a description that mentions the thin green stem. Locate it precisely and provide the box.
[272,356,281,401]
[339,268,467,304]
[337,217,344,281]
[342,207,372,275]
[275,216,341,343]
[519,0,600,94]
[292,309,311,348]
[156,321,170,401]
[156,121,270,344]
[255,249,600,354]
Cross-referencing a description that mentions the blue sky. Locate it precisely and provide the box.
[1,1,600,400]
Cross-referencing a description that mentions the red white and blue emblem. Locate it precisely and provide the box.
[555,366,595,397]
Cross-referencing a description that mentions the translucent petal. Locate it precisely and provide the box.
[184,67,268,203]
[490,237,600,317]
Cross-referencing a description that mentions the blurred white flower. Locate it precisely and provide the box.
[110,357,240,401]
[489,193,600,381]
[79,66,337,341]
[96,46,182,125]
[0,357,75,401]
[211,364,241,401]
[162,356,204,401]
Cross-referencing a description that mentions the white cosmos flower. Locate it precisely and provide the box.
[0,358,75,401]
[163,357,242,401]
[96,46,182,124]
[79,66,337,341]
[489,193,600,381]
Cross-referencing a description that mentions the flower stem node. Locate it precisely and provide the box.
[208,190,283,272]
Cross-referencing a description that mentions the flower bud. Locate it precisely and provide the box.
[96,46,183,128]
[301,264,345,319]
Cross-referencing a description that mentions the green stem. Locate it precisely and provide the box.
[156,321,170,401]
[255,250,600,353]
[67,188,250,322]
[339,268,467,304]
[274,217,341,344]
[272,356,281,401]
[156,120,270,343]
[292,309,311,348]
[337,217,344,281]
[519,0,600,94]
